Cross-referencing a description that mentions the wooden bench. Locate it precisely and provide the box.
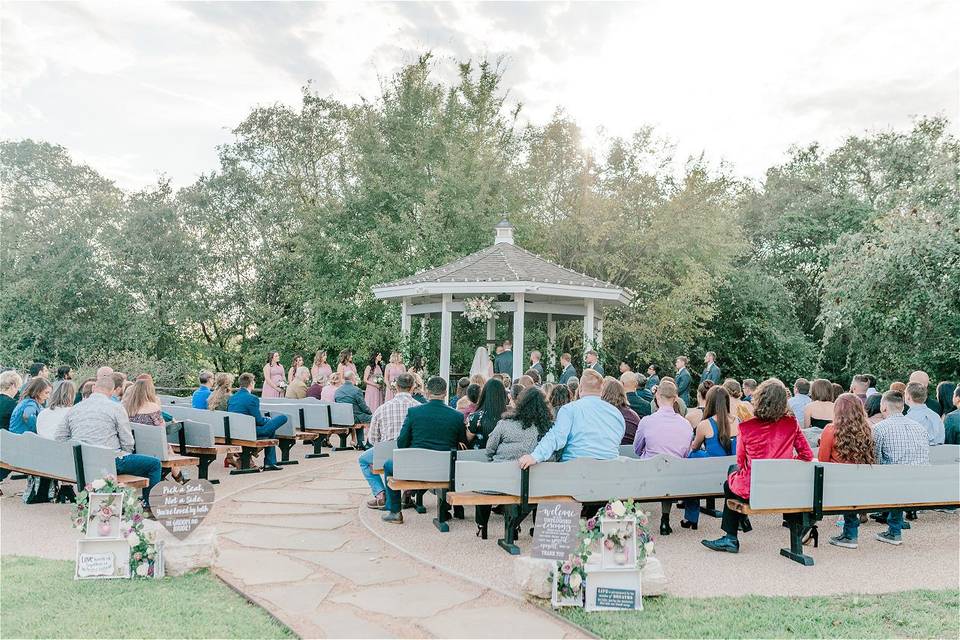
[727,458,960,565]
[260,403,321,465]
[261,399,349,458]
[0,430,149,491]
[130,423,200,480]
[447,454,735,554]
[165,419,238,484]
[162,405,282,475]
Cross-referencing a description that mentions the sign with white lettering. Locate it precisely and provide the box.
[77,553,114,577]
[531,501,581,560]
[148,479,215,540]
[585,569,643,612]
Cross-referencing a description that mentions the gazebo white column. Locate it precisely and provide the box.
[596,315,604,347]
[512,293,525,379]
[439,293,452,383]
[400,297,411,337]
[584,298,596,347]
[486,317,496,348]
[546,313,557,370]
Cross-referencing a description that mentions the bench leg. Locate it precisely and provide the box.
[497,505,521,555]
[433,490,450,533]
[779,514,815,566]
[334,433,351,451]
[277,440,299,466]
[197,454,219,484]
[415,490,426,514]
[230,447,262,475]
[305,436,329,459]
[700,498,722,518]
[353,427,366,450]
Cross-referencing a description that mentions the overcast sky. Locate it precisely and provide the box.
[2,1,958,190]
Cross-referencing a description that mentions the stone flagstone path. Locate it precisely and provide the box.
[213,451,582,639]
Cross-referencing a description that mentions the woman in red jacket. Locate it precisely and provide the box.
[702,378,814,553]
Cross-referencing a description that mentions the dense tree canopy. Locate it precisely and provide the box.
[2,56,957,387]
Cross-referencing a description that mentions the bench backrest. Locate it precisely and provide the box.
[455,454,735,501]
[749,459,960,510]
[328,403,355,426]
[392,447,489,481]
[256,405,297,436]
[618,445,638,458]
[261,400,338,433]
[930,444,960,465]
[131,423,170,461]
[261,397,321,404]
[167,419,216,449]
[373,440,396,469]
[0,430,77,482]
[161,405,258,441]
[80,443,124,484]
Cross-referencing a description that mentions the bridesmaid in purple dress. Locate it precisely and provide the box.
[363,351,385,413]
[384,351,406,401]
[261,351,286,398]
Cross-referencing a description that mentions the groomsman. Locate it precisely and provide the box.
[558,353,577,384]
[584,350,604,376]
[493,340,514,378]
[674,356,692,405]
[701,351,721,384]
[529,351,544,380]
[645,364,660,391]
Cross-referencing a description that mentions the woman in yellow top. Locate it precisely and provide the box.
[723,378,754,422]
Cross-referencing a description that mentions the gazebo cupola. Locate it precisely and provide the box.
[371,220,629,381]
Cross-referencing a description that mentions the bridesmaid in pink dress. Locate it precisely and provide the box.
[261,351,286,398]
[362,351,385,413]
[337,349,358,378]
[384,351,406,401]
[311,350,333,384]
[287,354,304,385]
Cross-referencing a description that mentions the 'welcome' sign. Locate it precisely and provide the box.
[531,501,581,560]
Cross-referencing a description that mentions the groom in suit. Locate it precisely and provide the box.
[493,340,514,379]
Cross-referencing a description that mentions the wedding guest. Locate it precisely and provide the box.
[37,381,76,439]
[449,377,470,409]
[262,351,286,399]
[566,377,579,398]
[469,373,486,387]
[584,349,604,376]
[124,377,186,482]
[410,374,427,403]
[619,361,632,374]
[56,373,162,509]
[111,373,127,402]
[384,352,406,401]
[943,386,960,445]
[74,377,95,404]
[407,355,426,379]
[558,353,577,384]
[55,366,73,381]
[362,352,385,413]
[830,382,844,401]
[361,373,420,509]
[311,350,333,384]
[889,381,907,395]
[287,354,305,384]
[865,392,884,425]
[675,356,692,405]
[10,378,51,434]
[787,378,811,427]
[457,383,481,417]
[863,374,879,397]
[682,385,739,529]
[633,379,692,534]
[207,373,234,411]
[285,366,310,399]
[306,375,326,400]
[320,372,342,402]
[524,369,541,386]
[905,381,945,445]
[636,373,653,402]
[850,375,869,404]
[621,372,652,418]
[337,349,358,378]
[684,380,714,431]
[701,352,721,383]
[908,370,942,414]
[650,377,688,416]
[645,364,660,390]
[936,381,956,417]
[517,375,535,389]
[702,378,814,554]
[518,370,623,468]
[548,384,572,414]
[335,370,373,426]
[529,351,544,380]
[818,394,876,549]
[468,378,509,448]
[742,379,757,403]
[803,379,835,431]
[872,391,929,545]
[601,378,640,445]
[723,379,754,422]
[0,370,22,430]
[192,370,214,409]
[228,373,285,471]
[19,362,48,397]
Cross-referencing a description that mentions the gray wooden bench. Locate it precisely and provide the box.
[163,418,238,484]
[386,448,489,530]
[258,402,321,465]
[728,459,960,565]
[0,430,149,490]
[130,422,199,479]
[448,454,734,554]
[162,405,280,475]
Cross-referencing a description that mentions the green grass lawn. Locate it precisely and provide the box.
[0,555,293,639]
[555,590,960,639]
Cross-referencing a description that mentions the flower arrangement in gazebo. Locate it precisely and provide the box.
[462,296,500,324]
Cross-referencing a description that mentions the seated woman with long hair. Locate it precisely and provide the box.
[467,378,508,449]
[702,378,813,554]
[476,386,553,538]
[600,378,640,445]
[681,385,738,530]
[819,393,876,549]
[123,376,187,483]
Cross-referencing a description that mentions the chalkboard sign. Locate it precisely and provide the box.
[531,501,581,560]
[595,587,636,609]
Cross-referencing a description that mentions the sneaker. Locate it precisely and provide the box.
[934,507,958,514]
[701,536,739,553]
[381,511,404,524]
[366,493,386,510]
[875,531,902,545]
[829,535,858,549]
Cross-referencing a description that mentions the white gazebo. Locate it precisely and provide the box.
[371,220,630,381]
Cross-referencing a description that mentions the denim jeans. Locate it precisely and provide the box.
[358,447,384,496]
[383,458,400,513]
[683,498,701,524]
[115,454,162,506]
[886,510,904,536]
[257,415,287,466]
[841,512,860,539]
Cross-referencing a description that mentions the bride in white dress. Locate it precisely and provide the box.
[469,346,494,380]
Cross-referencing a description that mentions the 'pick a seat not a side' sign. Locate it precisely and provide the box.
[148,479,215,540]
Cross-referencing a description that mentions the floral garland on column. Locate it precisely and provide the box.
[462,296,500,324]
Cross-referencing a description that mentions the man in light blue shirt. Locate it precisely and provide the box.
[787,378,811,428]
[518,370,624,468]
[192,371,214,409]
[905,382,945,445]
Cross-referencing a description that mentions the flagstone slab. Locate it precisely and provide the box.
[314,610,394,639]
[419,605,571,638]
[224,513,353,530]
[330,579,481,617]
[222,527,349,551]
[233,489,354,506]
[217,549,315,585]
[231,502,341,516]
[250,580,335,613]
[293,551,419,585]
[301,479,371,490]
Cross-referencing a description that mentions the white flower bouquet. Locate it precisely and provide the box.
[462,296,500,324]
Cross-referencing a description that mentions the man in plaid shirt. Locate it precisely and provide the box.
[359,373,421,509]
[871,390,930,545]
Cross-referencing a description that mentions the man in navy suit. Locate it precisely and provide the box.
[382,376,467,524]
[558,352,577,384]
[674,356,692,406]
[584,349,604,376]
[702,351,721,384]
[529,350,544,381]
[493,340,514,378]
[227,373,287,471]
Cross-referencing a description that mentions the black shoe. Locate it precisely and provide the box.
[870,513,888,524]
[680,519,698,530]
[660,516,672,536]
[906,510,918,521]
[453,506,465,519]
[740,517,753,533]
[702,536,739,553]
[382,511,404,524]
[476,524,488,539]
[262,464,282,472]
